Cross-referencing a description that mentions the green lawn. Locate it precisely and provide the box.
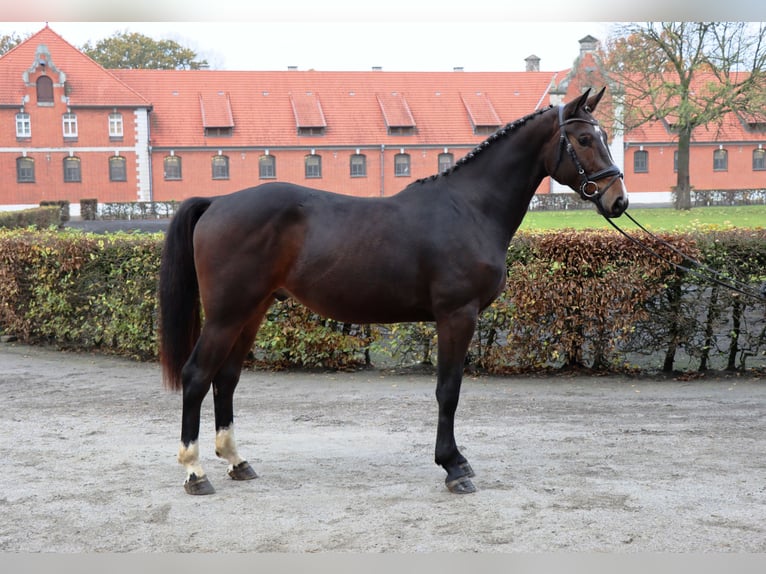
[519,205,766,232]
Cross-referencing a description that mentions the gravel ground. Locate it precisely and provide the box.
[0,343,764,553]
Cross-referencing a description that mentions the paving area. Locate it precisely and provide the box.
[0,343,764,552]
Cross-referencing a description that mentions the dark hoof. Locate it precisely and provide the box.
[446,476,477,494]
[228,461,258,481]
[459,461,475,478]
[184,473,215,495]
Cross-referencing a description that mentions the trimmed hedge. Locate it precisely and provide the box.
[0,206,61,230]
[0,227,764,373]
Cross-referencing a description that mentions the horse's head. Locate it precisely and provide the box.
[546,87,628,218]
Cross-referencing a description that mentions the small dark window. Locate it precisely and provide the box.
[259,155,276,179]
[388,126,415,136]
[63,156,81,182]
[633,150,648,173]
[36,76,53,104]
[297,126,325,136]
[350,154,366,177]
[109,156,127,182]
[16,156,35,183]
[713,149,728,171]
[164,155,182,180]
[305,154,322,178]
[752,149,765,171]
[394,153,410,177]
[473,125,500,136]
[212,155,229,179]
[438,152,454,173]
[673,150,678,173]
[205,127,233,137]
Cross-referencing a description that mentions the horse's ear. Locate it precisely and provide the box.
[563,89,591,118]
[584,86,607,113]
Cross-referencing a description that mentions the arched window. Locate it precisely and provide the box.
[305,154,322,178]
[713,148,728,171]
[259,154,276,179]
[752,149,765,171]
[350,154,366,178]
[394,153,410,177]
[212,155,229,180]
[109,156,127,182]
[16,156,35,183]
[164,155,182,180]
[438,152,454,173]
[63,156,81,182]
[633,149,648,173]
[36,75,53,104]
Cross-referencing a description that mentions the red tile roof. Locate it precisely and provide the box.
[199,90,234,127]
[376,91,416,128]
[112,69,558,148]
[460,92,502,128]
[289,92,326,128]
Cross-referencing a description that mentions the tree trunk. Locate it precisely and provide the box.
[675,126,693,210]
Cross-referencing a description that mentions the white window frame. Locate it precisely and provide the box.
[109,112,124,138]
[16,112,31,138]
[62,112,78,138]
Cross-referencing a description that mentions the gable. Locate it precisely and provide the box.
[0,25,151,108]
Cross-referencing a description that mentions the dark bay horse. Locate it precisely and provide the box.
[159,88,628,495]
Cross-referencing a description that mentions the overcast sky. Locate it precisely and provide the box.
[2,2,760,73]
[4,21,616,73]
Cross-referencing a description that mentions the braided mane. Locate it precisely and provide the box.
[416,104,553,184]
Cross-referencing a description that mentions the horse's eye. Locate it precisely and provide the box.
[577,135,591,146]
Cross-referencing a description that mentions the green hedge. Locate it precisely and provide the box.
[0,227,764,373]
[0,206,61,230]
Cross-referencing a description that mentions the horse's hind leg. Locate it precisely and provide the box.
[177,322,244,495]
[213,313,267,482]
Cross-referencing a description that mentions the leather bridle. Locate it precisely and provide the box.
[554,105,624,210]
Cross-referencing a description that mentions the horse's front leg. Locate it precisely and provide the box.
[434,306,479,494]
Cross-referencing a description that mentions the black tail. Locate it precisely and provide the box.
[158,197,212,390]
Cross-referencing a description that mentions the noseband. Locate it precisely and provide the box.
[554,105,623,207]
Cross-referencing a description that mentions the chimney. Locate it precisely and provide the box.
[524,55,540,72]
[287,66,298,71]
[453,66,464,72]
[579,35,599,56]
[372,66,382,71]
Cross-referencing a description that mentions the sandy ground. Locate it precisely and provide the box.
[0,342,764,553]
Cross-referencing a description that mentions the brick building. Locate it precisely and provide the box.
[1,25,764,215]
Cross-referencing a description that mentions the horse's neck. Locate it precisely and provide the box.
[453,120,550,239]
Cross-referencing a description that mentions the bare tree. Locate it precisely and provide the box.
[603,22,766,210]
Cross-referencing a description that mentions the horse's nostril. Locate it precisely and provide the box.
[614,196,628,215]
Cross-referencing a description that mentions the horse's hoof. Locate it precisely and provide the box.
[184,474,215,495]
[446,476,477,494]
[228,461,258,481]
[459,461,475,478]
